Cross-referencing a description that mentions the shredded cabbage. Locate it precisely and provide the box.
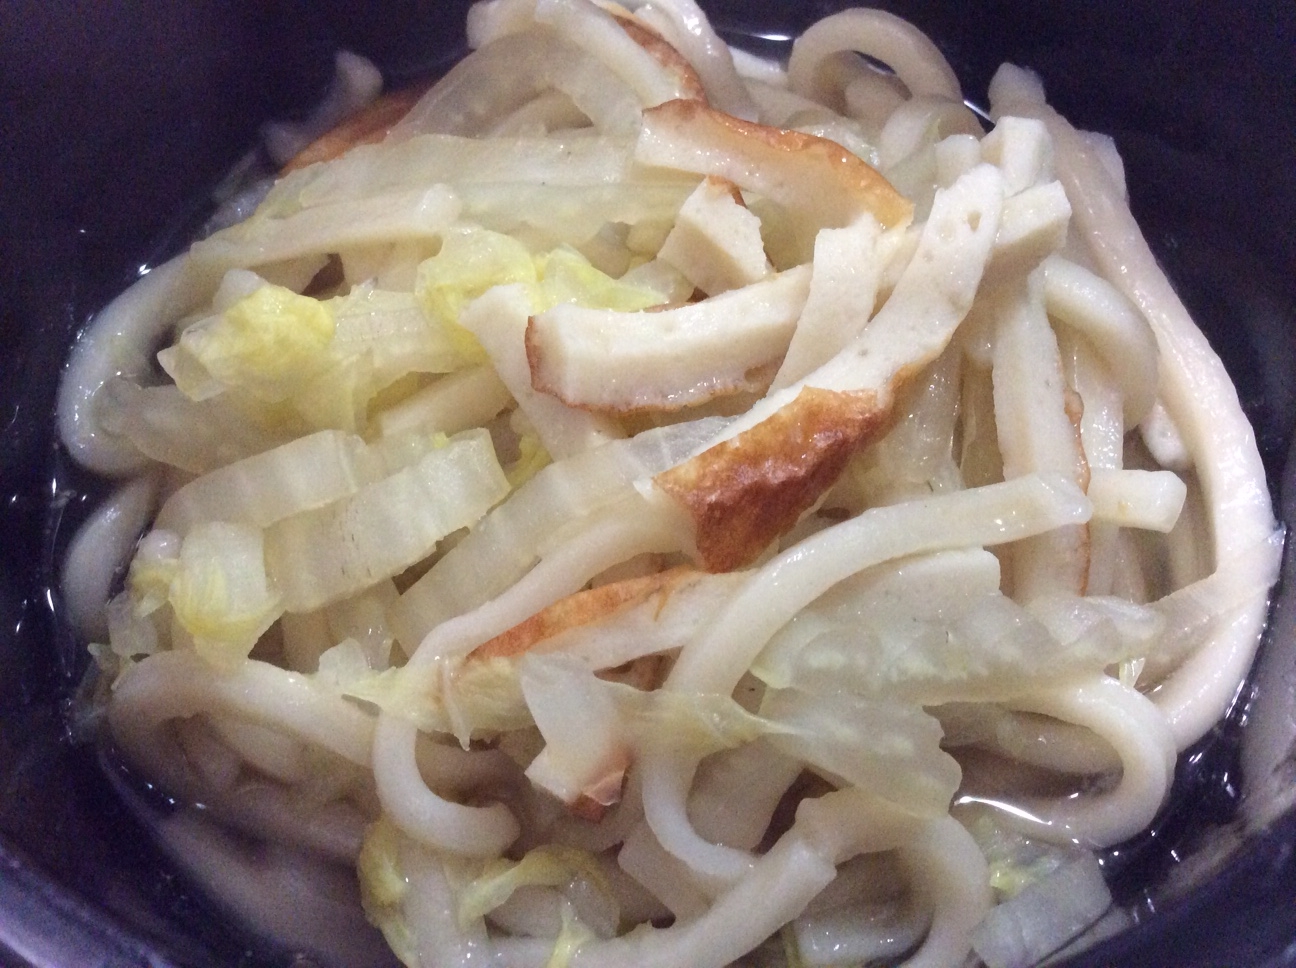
[265,429,509,612]
[167,522,281,666]
[161,284,336,402]
[456,845,607,928]
[357,818,419,968]
[545,899,596,968]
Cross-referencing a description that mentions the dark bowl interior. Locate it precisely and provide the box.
[2,1,1295,966]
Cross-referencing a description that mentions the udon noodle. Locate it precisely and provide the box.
[57,1,1280,966]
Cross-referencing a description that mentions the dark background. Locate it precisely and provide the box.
[0,1,1293,965]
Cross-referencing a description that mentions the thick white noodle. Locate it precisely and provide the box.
[189,776,370,863]
[405,498,691,668]
[989,65,1278,748]
[895,817,994,968]
[150,808,395,968]
[372,714,522,857]
[60,475,158,640]
[787,9,962,106]
[400,844,492,967]
[618,821,713,920]
[401,816,847,968]
[58,256,215,476]
[629,0,759,120]
[641,476,1089,890]
[465,0,693,110]
[877,96,983,170]
[640,742,754,892]
[553,790,923,968]
[1003,675,1178,848]
[391,29,646,139]
[689,740,803,851]
[1042,254,1158,427]
[666,474,1090,695]
[371,500,691,856]
[531,0,690,108]
[938,703,1122,776]
[109,651,375,774]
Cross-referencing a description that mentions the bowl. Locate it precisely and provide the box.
[1,1,1294,965]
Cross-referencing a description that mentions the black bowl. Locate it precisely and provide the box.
[2,1,1294,966]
